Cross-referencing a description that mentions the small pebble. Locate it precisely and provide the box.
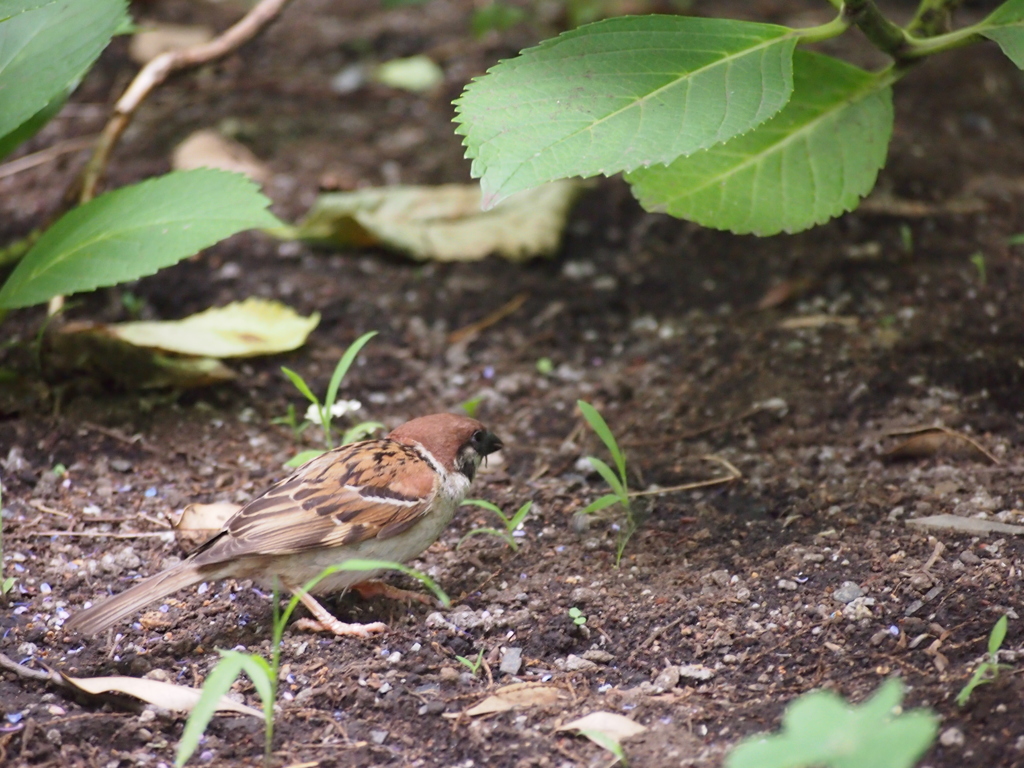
[439,667,460,683]
[418,700,446,716]
[582,649,614,663]
[678,664,716,681]
[500,647,523,676]
[959,550,981,565]
[833,581,865,603]
[563,654,597,672]
[370,729,388,745]
[940,727,965,747]
[654,666,680,690]
[777,579,798,591]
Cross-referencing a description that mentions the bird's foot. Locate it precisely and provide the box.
[352,580,434,605]
[293,617,388,637]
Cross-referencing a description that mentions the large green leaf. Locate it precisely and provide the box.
[726,679,937,768]
[0,169,281,309]
[626,51,893,236]
[0,89,68,161]
[455,15,796,206]
[980,0,1024,67]
[0,0,126,140]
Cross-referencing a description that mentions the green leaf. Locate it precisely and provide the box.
[0,88,68,161]
[284,449,325,468]
[0,0,126,140]
[586,455,626,499]
[232,653,275,714]
[324,331,377,420]
[989,614,1008,656]
[580,492,624,515]
[341,421,385,444]
[627,51,893,236]
[0,169,281,309]
[281,367,320,406]
[726,679,938,768]
[508,501,533,528]
[980,0,1024,68]
[461,498,509,523]
[176,653,247,767]
[455,15,796,206]
[577,400,626,481]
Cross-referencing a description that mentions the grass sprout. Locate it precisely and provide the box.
[956,614,1009,707]
[0,482,16,599]
[279,330,384,466]
[457,499,533,550]
[455,649,485,676]
[576,400,637,564]
[177,558,448,766]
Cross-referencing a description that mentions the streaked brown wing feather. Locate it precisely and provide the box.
[192,439,437,565]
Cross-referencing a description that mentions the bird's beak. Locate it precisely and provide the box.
[480,431,503,457]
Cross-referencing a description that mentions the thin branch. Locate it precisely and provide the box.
[0,136,97,181]
[0,651,62,685]
[843,0,910,59]
[70,0,295,205]
[627,455,742,498]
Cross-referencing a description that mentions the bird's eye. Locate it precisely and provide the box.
[470,429,485,447]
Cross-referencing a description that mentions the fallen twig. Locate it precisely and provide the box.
[0,136,97,181]
[448,293,528,344]
[627,455,742,498]
[0,652,62,685]
[69,0,295,205]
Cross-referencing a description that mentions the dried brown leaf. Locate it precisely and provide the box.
[61,673,262,717]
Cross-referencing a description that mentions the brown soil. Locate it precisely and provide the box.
[3,1,1024,766]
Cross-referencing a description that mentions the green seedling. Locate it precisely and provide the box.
[576,400,638,564]
[726,678,937,768]
[461,396,483,419]
[1008,234,1024,246]
[536,357,554,375]
[970,252,987,286]
[455,649,485,676]
[956,614,1009,707]
[569,607,587,626]
[580,728,629,766]
[0,484,16,599]
[270,403,309,440]
[898,224,913,254]
[457,499,533,551]
[178,558,449,766]
[51,463,67,477]
[280,331,385,466]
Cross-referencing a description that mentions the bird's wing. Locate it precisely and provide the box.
[192,439,438,564]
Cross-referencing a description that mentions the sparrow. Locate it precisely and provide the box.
[67,413,503,638]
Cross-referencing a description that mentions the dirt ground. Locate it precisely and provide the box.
[3,0,1024,765]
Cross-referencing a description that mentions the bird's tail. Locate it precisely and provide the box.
[65,563,204,635]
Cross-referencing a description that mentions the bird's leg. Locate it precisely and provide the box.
[351,580,434,605]
[285,583,387,638]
